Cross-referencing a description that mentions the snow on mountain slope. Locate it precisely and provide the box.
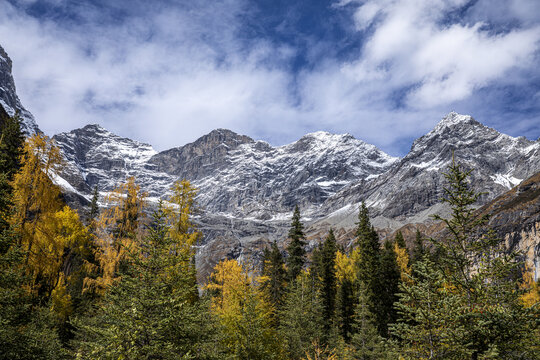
[53,124,176,199]
[53,125,398,221]
[321,112,540,229]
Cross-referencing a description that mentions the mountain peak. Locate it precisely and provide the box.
[0,45,40,135]
[435,111,475,130]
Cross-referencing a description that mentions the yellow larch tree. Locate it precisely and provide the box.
[206,259,285,359]
[84,176,146,295]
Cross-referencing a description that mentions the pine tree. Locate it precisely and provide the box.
[87,185,99,226]
[286,205,306,283]
[279,271,325,360]
[320,229,337,335]
[377,239,400,337]
[393,158,540,358]
[394,231,406,249]
[0,112,25,179]
[335,250,357,342]
[354,203,382,334]
[261,241,286,313]
[411,229,425,264]
[351,281,384,359]
[74,202,219,359]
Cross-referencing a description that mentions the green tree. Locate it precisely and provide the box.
[261,241,286,313]
[377,239,400,337]
[393,158,540,359]
[411,229,425,265]
[354,203,382,334]
[350,281,384,360]
[394,230,406,249]
[320,229,338,335]
[286,205,306,282]
[74,202,219,359]
[279,271,325,360]
[0,112,25,179]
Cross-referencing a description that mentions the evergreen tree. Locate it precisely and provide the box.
[261,241,286,312]
[335,248,359,342]
[0,112,25,179]
[286,205,306,282]
[0,225,65,360]
[351,282,384,359]
[354,203,382,334]
[394,230,406,250]
[377,239,400,337]
[393,158,540,359]
[279,271,325,360]
[320,229,337,335]
[74,202,219,359]
[87,185,99,226]
[411,229,425,265]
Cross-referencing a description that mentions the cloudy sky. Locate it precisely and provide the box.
[1,0,539,155]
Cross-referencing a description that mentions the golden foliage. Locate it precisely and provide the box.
[335,250,357,283]
[394,242,412,284]
[11,134,64,259]
[166,179,200,257]
[520,269,540,308]
[84,177,146,295]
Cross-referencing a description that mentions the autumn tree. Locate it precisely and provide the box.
[207,259,284,359]
[74,202,218,359]
[84,177,147,295]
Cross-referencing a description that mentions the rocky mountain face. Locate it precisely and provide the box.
[0,45,39,135]
[476,171,540,280]
[319,112,540,231]
[1,44,539,281]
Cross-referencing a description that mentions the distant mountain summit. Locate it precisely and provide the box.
[320,112,540,229]
[0,45,40,135]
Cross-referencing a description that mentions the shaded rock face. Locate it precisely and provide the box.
[477,172,540,280]
[0,45,39,135]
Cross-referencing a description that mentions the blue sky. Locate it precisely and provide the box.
[1,0,539,155]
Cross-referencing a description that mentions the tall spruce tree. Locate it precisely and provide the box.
[354,203,382,334]
[279,271,325,360]
[351,281,384,359]
[377,239,400,337]
[74,202,219,359]
[393,158,540,359]
[261,241,286,312]
[286,205,306,282]
[394,231,406,250]
[411,229,425,265]
[0,112,25,179]
[320,229,338,335]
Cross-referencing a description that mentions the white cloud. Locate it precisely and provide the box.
[0,0,538,156]
[340,0,540,108]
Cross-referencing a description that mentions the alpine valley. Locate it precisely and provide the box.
[1,45,539,281]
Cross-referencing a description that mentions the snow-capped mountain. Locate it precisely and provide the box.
[320,112,540,230]
[0,45,39,135]
[53,125,398,219]
[1,43,539,280]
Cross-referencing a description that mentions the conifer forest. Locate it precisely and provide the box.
[1,108,539,360]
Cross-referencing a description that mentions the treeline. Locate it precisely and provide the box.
[0,114,539,359]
